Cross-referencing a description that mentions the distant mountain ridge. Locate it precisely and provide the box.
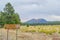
[23,18,60,25]
[25,19,47,24]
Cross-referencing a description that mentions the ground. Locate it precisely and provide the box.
[0,25,60,40]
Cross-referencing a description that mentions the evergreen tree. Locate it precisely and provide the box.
[3,3,21,24]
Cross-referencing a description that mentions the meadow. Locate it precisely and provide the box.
[20,25,60,35]
[0,25,60,40]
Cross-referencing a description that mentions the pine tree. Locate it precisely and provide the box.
[3,3,21,24]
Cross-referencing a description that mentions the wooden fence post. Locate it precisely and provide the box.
[7,29,9,40]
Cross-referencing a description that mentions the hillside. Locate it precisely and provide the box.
[25,19,47,24]
[23,19,60,25]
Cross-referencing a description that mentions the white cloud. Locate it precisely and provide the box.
[50,15,60,21]
[45,15,60,21]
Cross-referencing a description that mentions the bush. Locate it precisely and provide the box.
[27,24,29,27]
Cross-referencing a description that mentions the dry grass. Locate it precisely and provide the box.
[0,25,60,40]
[20,25,60,34]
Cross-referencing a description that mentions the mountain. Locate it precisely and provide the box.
[25,19,47,24]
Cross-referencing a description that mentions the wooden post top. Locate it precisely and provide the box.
[4,24,20,29]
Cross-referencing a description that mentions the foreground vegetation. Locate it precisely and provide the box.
[0,25,60,40]
[0,28,58,40]
[20,25,60,35]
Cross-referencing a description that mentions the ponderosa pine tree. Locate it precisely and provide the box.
[3,3,20,24]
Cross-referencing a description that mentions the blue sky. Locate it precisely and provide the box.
[0,0,60,22]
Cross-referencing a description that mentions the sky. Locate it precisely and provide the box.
[0,0,60,22]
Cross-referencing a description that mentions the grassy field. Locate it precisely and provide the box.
[20,25,60,35]
[0,25,60,40]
